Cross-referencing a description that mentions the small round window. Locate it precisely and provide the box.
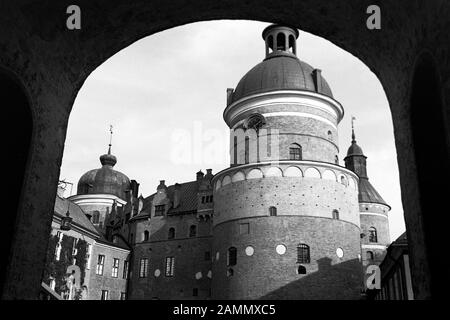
[276,244,287,255]
[245,246,254,256]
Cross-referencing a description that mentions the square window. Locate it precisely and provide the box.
[239,223,249,235]
[204,251,211,261]
[155,205,165,216]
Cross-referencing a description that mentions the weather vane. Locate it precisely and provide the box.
[107,124,114,154]
[109,124,113,145]
[351,116,356,141]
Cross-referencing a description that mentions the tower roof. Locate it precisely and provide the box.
[344,118,390,209]
[358,178,390,208]
[229,24,333,104]
[346,117,365,157]
[76,130,131,200]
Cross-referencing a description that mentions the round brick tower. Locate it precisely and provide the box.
[344,121,391,272]
[211,24,363,299]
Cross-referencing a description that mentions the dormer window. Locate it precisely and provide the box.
[155,205,165,216]
[202,195,213,203]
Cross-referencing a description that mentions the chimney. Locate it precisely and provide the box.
[196,170,204,182]
[205,169,213,180]
[226,88,234,106]
[312,69,322,93]
[130,180,140,198]
[173,183,181,208]
[157,180,167,190]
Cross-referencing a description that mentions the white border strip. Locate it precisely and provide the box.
[362,244,387,250]
[360,212,389,219]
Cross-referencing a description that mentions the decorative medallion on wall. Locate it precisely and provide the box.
[243,113,266,131]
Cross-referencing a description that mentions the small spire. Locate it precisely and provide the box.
[108,125,113,154]
[351,116,356,142]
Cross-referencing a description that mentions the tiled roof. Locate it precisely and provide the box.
[392,232,407,245]
[358,178,390,208]
[54,196,100,236]
[96,235,131,250]
[139,180,200,217]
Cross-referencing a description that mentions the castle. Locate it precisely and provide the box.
[43,24,390,300]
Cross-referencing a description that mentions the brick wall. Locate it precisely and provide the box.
[211,216,362,299]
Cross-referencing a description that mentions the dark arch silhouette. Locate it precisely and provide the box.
[410,51,450,298]
[0,0,448,299]
[0,68,32,294]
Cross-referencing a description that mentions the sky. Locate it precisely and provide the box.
[59,20,405,241]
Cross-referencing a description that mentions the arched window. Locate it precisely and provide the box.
[327,130,332,140]
[143,230,149,242]
[268,35,274,53]
[297,265,306,275]
[289,143,302,160]
[92,211,100,224]
[276,32,286,51]
[245,136,249,164]
[227,247,237,266]
[332,209,339,219]
[369,227,378,242]
[189,225,197,237]
[297,244,310,263]
[335,155,339,164]
[269,206,277,216]
[168,227,175,240]
[288,34,295,54]
[366,251,374,260]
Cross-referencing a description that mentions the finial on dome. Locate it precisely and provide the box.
[108,124,113,154]
[100,125,117,167]
[351,116,356,143]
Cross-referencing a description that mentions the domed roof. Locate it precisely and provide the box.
[346,141,364,157]
[77,147,131,200]
[231,54,333,103]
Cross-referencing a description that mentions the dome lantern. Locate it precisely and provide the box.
[262,24,299,58]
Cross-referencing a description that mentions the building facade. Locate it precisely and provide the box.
[48,24,392,300]
[41,152,132,300]
[372,232,414,300]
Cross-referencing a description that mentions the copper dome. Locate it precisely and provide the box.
[231,55,333,104]
[77,150,131,200]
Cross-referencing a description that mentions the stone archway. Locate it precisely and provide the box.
[0,67,33,296]
[0,0,449,299]
[409,51,450,299]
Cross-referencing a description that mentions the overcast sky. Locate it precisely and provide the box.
[59,20,405,241]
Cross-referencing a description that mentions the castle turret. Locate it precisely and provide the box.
[211,24,363,299]
[344,118,391,271]
[68,127,134,235]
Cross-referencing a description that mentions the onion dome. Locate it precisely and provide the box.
[229,24,333,104]
[76,145,131,200]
